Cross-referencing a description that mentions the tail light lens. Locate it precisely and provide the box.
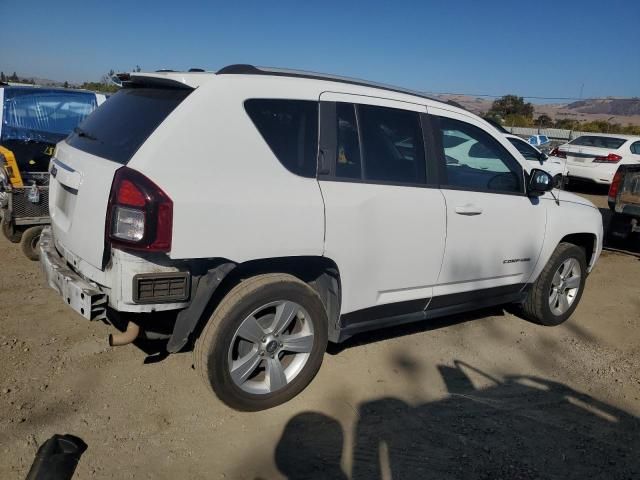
[550,147,566,159]
[608,170,623,203]
[593,153,622,163]
[106,167,173,252]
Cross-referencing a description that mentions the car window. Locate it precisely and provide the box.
[245,99,319,178]
[569,135,626,149]
[67,87,191,165]
[630,141,640,155]
[438,116,523,194]
[357,104,426,184]
[336,103,362,179]
[508,137,541,161]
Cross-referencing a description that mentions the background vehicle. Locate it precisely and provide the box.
[551,134,640,185]
[528,134,550,148]
[505,134,565,186]
[0,84,105,258]
[607,164,640,243]
[40,66,603,410]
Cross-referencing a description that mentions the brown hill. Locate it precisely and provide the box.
[434,94,640,127]
[566,98,640,116]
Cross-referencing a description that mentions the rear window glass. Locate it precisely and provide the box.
[2,88,97,142]
[244,99,318,178]
[66,87,191,164]
[570,136,626,149]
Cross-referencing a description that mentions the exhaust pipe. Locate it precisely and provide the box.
[108,321,140,347]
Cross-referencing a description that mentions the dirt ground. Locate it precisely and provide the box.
[1,188,639,480]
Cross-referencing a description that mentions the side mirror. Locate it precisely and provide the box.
[539,152,548,161]
[528,169,554,195]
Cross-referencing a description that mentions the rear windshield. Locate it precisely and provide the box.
[569,135,626,149]
[2,88,97,143]
[66,87,191,164]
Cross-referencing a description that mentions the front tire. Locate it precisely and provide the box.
[520,242,587,326]
[194,273,328,411]
[20,226,44,261]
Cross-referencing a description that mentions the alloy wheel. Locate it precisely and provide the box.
[548,257,582,315]
[228,300,315,395]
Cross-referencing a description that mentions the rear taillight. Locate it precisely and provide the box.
[106,167,173,252]
[593,153,622,163]
[550,147,566,159]
[608,170,623,203]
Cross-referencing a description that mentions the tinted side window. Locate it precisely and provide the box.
[438,117,523,194]
[245,99,318,178]
[336,103,362,179]
[357,104,426,184]
[631,141,640,155]
[66,88,191,165]
[508,137,540,161]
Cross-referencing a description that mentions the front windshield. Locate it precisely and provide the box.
[1,88,97,143]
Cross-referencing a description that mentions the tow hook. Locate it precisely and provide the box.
[108,321,140,347]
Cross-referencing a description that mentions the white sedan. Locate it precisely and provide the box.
[505,134,566,180]
[551,134,640,185]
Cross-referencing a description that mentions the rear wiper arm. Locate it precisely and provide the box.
[73,127,98,141]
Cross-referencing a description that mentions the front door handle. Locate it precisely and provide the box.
[455,204,483,216]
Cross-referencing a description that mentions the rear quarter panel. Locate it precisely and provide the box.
[128,76,326,262]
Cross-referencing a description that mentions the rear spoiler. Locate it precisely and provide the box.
[112,72,194,90]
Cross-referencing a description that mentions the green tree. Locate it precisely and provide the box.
[63,81,69,88]
[488,95,534,120]
[554,118,577,130]
[621,124,640,135]
[535,114,553,127]
[80,81,119,94]
[503,114,533,127]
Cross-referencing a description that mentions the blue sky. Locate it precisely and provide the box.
[1,0,638,101]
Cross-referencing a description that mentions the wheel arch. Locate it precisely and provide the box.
[559,232,597,269]
[189,256,343,346]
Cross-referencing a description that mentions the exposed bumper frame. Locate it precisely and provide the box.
[39,227,108,321]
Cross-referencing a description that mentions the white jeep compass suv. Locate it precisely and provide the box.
[40,65,603,410]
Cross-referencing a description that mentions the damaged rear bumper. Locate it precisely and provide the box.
[40,226,108,320]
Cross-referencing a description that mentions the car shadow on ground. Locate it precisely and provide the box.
[269,360,640,480]
[564,181,610,197]
[598,207,640,256]
[565,181,639,254]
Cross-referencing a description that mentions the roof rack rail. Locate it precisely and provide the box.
[216,64,446,105]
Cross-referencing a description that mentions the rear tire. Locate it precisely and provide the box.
[20,226,44,261]
[2,219,22,243]
[520,242,587,326]
[194,273,328,411]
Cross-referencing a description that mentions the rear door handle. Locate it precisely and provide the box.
[455,204,483,216]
